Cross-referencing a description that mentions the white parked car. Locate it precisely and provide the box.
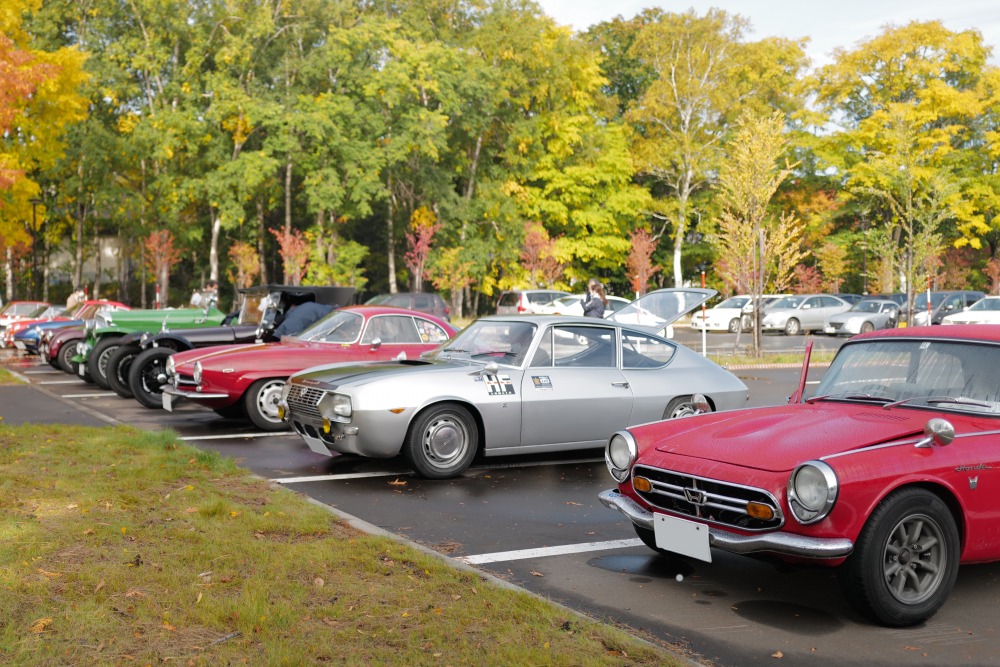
[941,295,1000,325]
[689,295,752,332]
[534,294,631,317]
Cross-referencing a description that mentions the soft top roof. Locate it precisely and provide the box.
[238,285,356,307]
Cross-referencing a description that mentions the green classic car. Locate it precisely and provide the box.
[73,300,228,387]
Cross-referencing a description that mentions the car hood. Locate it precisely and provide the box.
[106,307,225,326]
[172,341,278,369]
[292,358,468,389]
[640,403,930,473]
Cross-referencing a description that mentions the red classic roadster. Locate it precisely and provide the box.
[161,305,457,430]
[600,324,1000,626]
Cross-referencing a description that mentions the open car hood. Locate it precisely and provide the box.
[606,288,716,335]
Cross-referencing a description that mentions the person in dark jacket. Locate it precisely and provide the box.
[272,301,336,338]
[581,279,608,318]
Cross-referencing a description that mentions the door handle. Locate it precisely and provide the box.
[611,381,630,388]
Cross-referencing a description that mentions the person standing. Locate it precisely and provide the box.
[582,278,608,318]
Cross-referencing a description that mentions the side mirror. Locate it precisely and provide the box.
[914,418,955,448]
[369,337,382,350]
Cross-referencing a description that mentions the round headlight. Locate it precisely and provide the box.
[605,431,637,483]
[165,355,175,376]
[193,361,203,384]
[318,393,352,420]
[84,319,96,333]
[788,461,838,524]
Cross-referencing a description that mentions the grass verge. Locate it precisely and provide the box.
[0,367,26,385]
[1,424,683,666]
[708,348,837,367]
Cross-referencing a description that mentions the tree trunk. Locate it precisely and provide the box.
[92,234,102,299]
[5,247,14,301]
[387,172,397,294]
[209,209,221,282]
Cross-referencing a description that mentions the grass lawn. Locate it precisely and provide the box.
[0,424,684,666]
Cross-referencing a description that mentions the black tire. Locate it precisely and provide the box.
[784,318,801,336]
[128,347,174,409]
[57,339,82,374]
[106,344,141,398]
[727,318,740,334]
[861,321,875,334]
[87,336,122,390]
[662,395,713,420]
[243,378,289,431]
[838,488,959,627]
[403,403,478,479]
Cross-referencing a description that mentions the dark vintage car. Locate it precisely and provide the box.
[107,285,355,407]
[600,325,1000,627]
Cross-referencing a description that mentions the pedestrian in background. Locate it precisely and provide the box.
[190,280,219,308]
[582,278,608,318]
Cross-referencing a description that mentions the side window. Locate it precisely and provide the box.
[622,331,677,368]
[552,326,615,368]
[943,294,962,311]
[529,292,551,305]
[362,315,421,344]
[415,318,451,344]
[414,295,431,310]
[528,327,552,367]
[387,295,409,307]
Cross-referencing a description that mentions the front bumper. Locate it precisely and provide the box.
[598,489,854,559]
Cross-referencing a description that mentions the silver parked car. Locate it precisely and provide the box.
[279,288,749,478]
[761,294,853,335]
[822,298,899,335]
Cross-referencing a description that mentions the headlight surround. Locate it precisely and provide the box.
[193,361,203,384]
[318,392,352,421]
[788,461,838,525]
[279,383,292,403]
[605,431,637,483]
[84,319,96,333]
[165,355,175,377]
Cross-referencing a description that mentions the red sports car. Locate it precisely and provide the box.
[600,324,1000,627]
[162,305,458,430]
[0,300,49,345]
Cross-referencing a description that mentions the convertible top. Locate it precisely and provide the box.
[238,285,357,307]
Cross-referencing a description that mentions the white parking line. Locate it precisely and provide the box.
[23,369,61,374]
[275,471,410,484]
[179,432,295,441]
[458,538,644,565]
[63,392,117,398]
[37,380,86,385]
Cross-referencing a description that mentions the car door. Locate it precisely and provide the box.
[519,324,633,451]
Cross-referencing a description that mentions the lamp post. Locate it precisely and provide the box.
[29,198,43,300]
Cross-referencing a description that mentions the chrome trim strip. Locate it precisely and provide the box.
[598,489,853,559]
[161,387,230,400]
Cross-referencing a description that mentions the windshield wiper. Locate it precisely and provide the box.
[441,347,468,353]
[883,396,994,410]
[807,393,892,404]
[471,350,516,358]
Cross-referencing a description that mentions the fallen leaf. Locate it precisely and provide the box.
[196,592,203,604]
[530,570,544,577]
[67,503,78,509]
[125,589,145,598]
[903,646,921,651]
[314,577,325,588]
[564,501,583,506]
[37,568,62,578]
[163,622,176,631]
[83,528,95,535]
[229,511,240,517]
[771,650,783,658]
[95,580,105,593]
[29,618,52,633]
[185,507,198,513]
[388,479,407,486]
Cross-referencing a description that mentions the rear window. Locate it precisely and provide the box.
[498,292,519,307]
[528,292,555,304]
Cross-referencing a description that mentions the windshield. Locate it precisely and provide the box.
[913,292,946,310]
[770,296,806,309]
[237,290,268,326]
[554,296,581,307]
[426,319,537,366]
[296,309,364,343]
[34,305,64,319]
[608,288,713,331]
[717,297,750,309]
[968,298,1000,312]
[814,339,1000,413]
[851,300,885,313]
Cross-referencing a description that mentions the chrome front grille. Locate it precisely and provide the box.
[287,385,325,419]
[632,465,783,531]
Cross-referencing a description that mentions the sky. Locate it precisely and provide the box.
[534,0,1000,67]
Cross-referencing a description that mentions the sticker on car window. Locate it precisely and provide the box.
[485,373,515,395]
[531,375,553,389]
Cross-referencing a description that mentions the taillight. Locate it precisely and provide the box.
[517,294,526,313]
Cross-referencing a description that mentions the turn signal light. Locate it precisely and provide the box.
[746,502,775,521]
[633,477,652,493]
[277,405,285,421]
[323,418,332,434]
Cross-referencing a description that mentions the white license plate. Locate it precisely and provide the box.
[162,392,174,412]
[14,341,26,350]
[653,513,712,562]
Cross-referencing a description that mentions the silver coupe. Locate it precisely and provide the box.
[277,288,749,478]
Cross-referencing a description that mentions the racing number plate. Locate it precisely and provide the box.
[653,513,712,562]
[162,392,174,412]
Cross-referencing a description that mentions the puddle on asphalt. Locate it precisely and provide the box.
[730,599,843,635]
[588,554,696,579]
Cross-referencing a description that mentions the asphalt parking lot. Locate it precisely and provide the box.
[3,335,999,667]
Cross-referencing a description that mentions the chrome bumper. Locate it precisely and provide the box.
[598,489,854,559]
[161,386,230,400]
